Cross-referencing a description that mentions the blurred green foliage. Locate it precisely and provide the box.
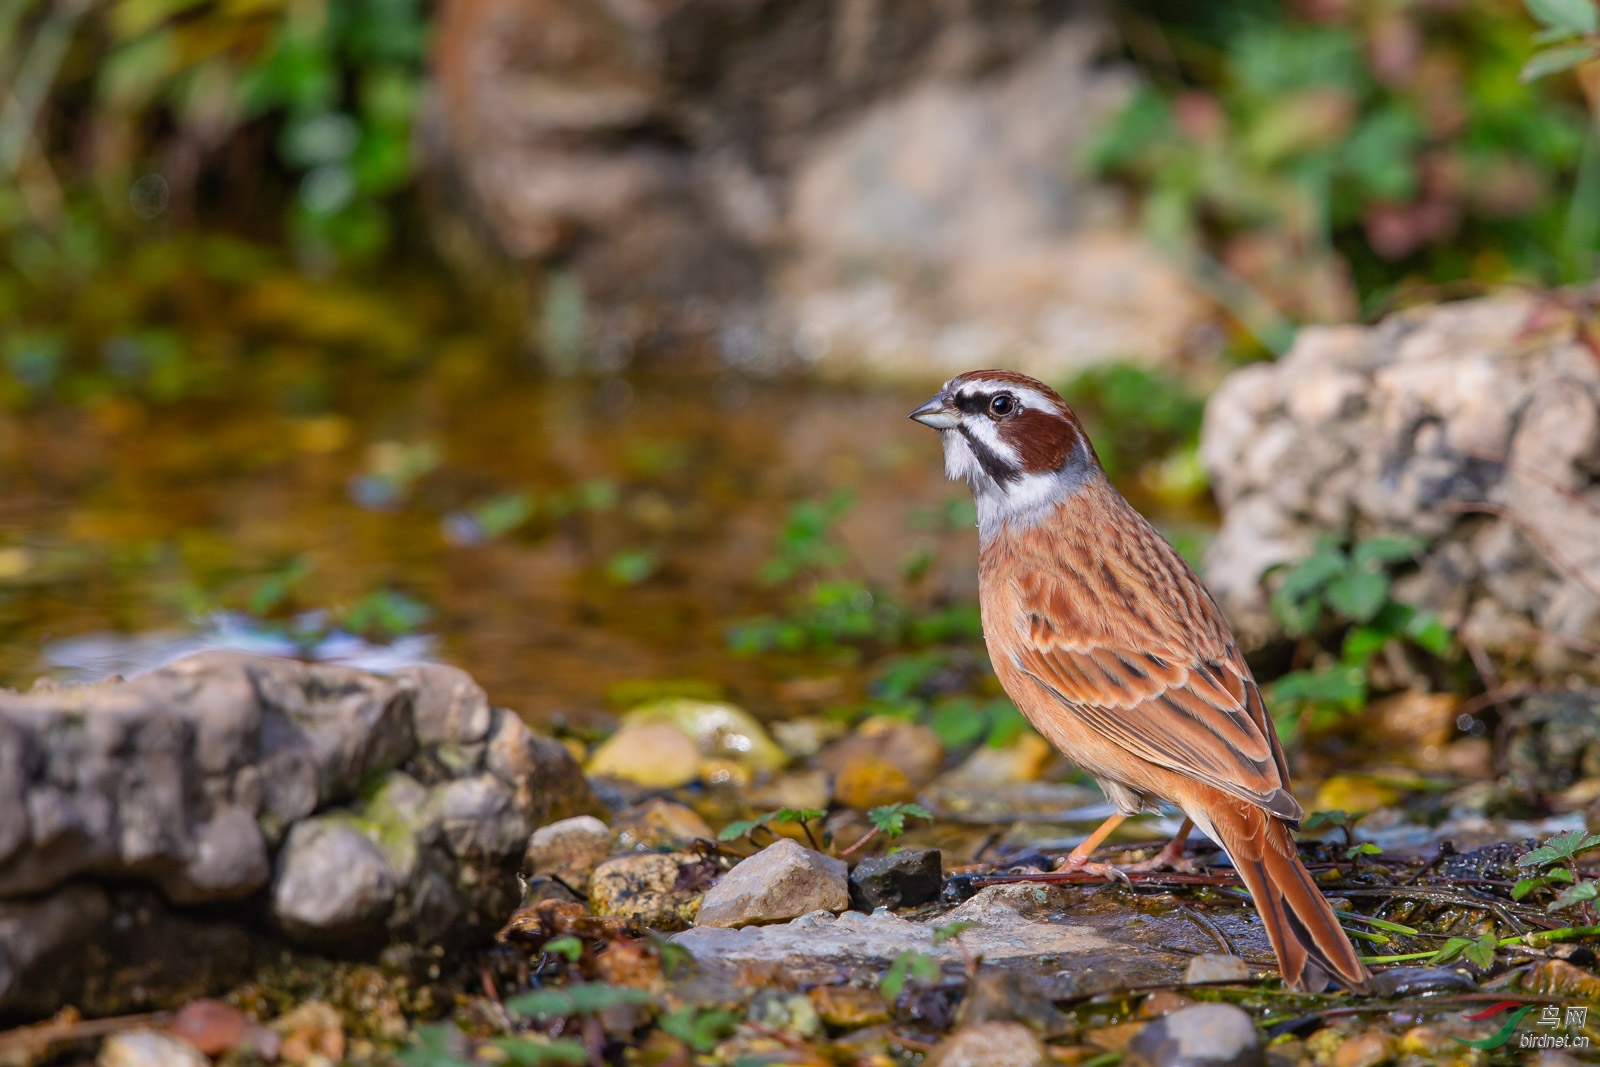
[1266,534,1455,735]
[3,0,427,259]
[1096,0,1599,336]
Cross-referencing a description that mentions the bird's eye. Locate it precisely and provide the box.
[988,394,1017,418]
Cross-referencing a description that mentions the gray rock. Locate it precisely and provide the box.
[271,818,397,943]
[1201,293,1600,676]
[391,663,493,746]
[1184,952,1251,984]
[524,815,613,892]
[674,883,1242,989]
[954,969,1070,1038]
[0,650,599,1018]
[1125,1003,1263,1067]
[436,774,529,858]
[849,847,942,911]
[98,1029,211,1067]
[925,1021,1045,1067]
[696,839,848,928]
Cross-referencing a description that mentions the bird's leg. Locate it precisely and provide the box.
[1056,813,1130,877]
[1117,817,1201,873]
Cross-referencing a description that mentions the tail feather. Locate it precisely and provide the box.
[1204,800,1370,994]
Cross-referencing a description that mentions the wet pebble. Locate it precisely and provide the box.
[167,999,280,1059]
[695,838,847,928]
[924,1020,1045,1067]
[819,718,943,809]
[1525,957,1600,998]
[1184,952,1250,984]
[98,1030,210,1067]
[808,985,891,1030]
[589,852,704,930]
[1333,1031,1395,1067]
[1125,1003,1263,1067]
[612,798,715,852]
[273,1001,346,1066]
[1366,966,1476,997]
[523,815,613,892]
[587,720,700,787]
[849,847,943,911]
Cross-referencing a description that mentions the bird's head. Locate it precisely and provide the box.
[909,369,1102,534]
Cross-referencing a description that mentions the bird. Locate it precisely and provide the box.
[910,368,1371,994]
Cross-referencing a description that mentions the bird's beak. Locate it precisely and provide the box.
[909,392,959,429]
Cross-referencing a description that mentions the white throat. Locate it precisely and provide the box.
[940,429,1093,542]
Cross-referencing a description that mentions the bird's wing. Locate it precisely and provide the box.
[1010,618,1302,823]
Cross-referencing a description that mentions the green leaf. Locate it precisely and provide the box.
[1547,867,1577,884]
[1513,877,1540,901]
[659,1006,741,1053]
[1525,0,1599,36]
[1340,626,1391,669]
[929,700,988,749]
[1463,933,1498,969]
[1548,880,1600,913]
[1301,810,1355,832]
[880,952,915,1000]
[491,1036,589,1065]
[868,803,933,838]
[1518,830,1600,868]
[933,921,976,945]
[506,983,652,1019]
[1325,569,1390,622]
[1346,842,1381,859]
[1521,41,1600,82]
[717,818,762,842]
[1430,937,1473,964]
[771,808,826,826]
[1404,611,1453,656]
[543,935,583,962]
[1351,536,1425,567]
[397,1024,475,1067]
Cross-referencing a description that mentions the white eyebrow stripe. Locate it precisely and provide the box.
[953,382,1059,412]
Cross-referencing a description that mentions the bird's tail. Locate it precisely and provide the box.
[1204,798,1371,994]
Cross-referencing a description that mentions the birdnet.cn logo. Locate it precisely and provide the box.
[1451,1002,1591,1050]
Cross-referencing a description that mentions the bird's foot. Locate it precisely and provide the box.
[1051,857,1136,887]
[1115,844,1201,874]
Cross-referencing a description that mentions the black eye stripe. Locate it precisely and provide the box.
[953,392,990,416]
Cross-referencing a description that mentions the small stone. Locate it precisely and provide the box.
[819,718,943,810]
[1184,952,1250,984]
[849,848,943,911]
[745,769,832,813]
[273,1001,346,1066]
[1309,775,1401,816]
[1525,958,1600,998]
[168,999,280,1058]
[748,991,821,1039]
[524,815,613,892]
[1333,1031,1395,1067]
[1397,1027,1447,1057]
[942,733,1054,785]
[1084,1022,1145,1052]
[271,820,397,943]
[925,1021,1045,1067]
[1125,1003,1263,1067]
[695,838,848,928]
[1304,1028,1343,1061]
[587,720,701,787]
[98,1029,210,1067]
[955,969,1069,1037]
[589,852,704,931]
[613,798,715,852]
[1138,991,1195,1018]
[808,985,891,1031]
[621,699,788,772]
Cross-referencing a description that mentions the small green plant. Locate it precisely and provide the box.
[868,802,934,839]
[342,587,431,637]
[489,1037,589,1066]
[541,935,584,963]
[658,1005,742,1053]
[760,490,855,584]
[1431,930,1499,969]
[717,808,828,850]
[1516,829,1600,918]
[879,950,941,1000]
[506,982,653,1021]
[1520,0,1600,82]
[1266,535,1452,732]
[1301,809,1380,862]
